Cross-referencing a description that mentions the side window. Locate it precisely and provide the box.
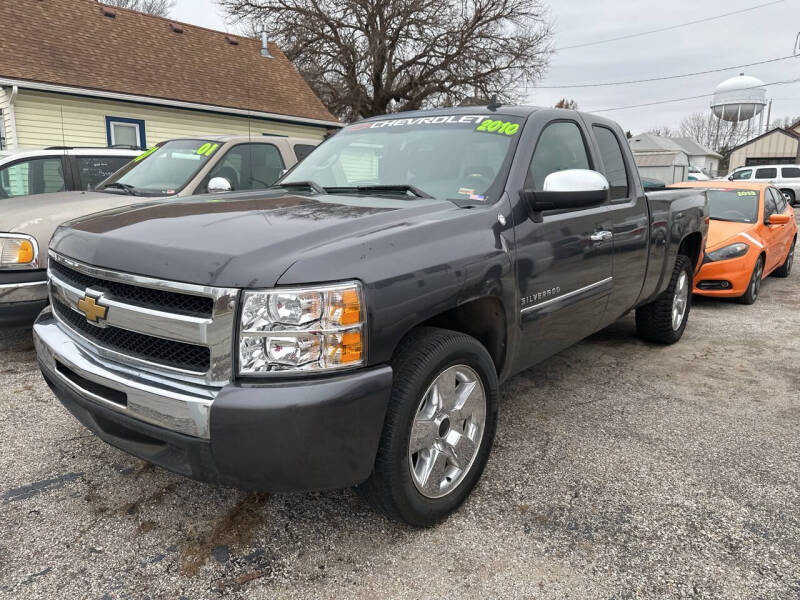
[781,167,800,178]
[205,144,285,191]
[764,189,778,220]
[77,156,133,190]
[731,169,752,180]
[0,158,65,198]
[755,167,777,179]
[293,144,317,161]
[771,188,787,213]
[592,126,629,200]
[527,121,590,192]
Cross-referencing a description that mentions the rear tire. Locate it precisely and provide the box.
[773,238,795,278]
[635,254,692,344]
[738,256,764,304]
[781,189,796,206]
[358,327,498,527]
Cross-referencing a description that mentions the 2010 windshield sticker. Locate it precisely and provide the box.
[196,143,220,157]
[134,146,158,162]
[344,115,514,132]
[475,119,519,136]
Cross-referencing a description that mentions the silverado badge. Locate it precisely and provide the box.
[77,293,109,325]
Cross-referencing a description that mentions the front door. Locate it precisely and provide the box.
[510,118,613,371]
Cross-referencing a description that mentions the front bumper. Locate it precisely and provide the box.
[0,269,48,325]
[692,249,757,298]
[34,310,393,491]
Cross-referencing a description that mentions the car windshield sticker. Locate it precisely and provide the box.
[343,115,519,133]
[458,187,475,195]
[195,143,220,157]
[134,146,158,162]
[737,190,757,196]
[475,119,519,136]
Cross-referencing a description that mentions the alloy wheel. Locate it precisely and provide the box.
[671,270,689,330]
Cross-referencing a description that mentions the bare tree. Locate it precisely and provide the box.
[99,0,176,17]
[219,0,553,121]
[554,98,578,109]
[770,115,800,130]
[678,111,749,153]
[645,125,676,138]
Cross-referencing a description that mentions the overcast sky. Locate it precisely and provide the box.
[172,0,800,133]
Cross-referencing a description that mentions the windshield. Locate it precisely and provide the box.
[707,189,759,223]
[97,139,221,196]
[282,114,524,202]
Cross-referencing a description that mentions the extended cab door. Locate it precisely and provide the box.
[508,114,614,370]
[581,116,650,323]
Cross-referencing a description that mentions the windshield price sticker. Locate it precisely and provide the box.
[475,119,519,136]
[737,190,757,196]
[196,143,220,157]
[134,146,158,162]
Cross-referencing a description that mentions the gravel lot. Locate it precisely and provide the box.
[1,221,798,599]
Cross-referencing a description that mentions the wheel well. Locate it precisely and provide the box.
[678,232,703,270]
[409,297,506,374]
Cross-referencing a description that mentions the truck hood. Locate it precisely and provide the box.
[49,191,458,288]
[707,219,757,250]
[0,191,150,264]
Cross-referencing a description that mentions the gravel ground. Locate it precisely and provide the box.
[1,225,798,599]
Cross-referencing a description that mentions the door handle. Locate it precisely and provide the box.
[590,230,613,242]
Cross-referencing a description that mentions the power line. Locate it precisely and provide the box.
[589,77,800,113]
[527,54,798,89]
[555,0,786,51]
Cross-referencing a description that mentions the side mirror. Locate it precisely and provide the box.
[521,169,610,215]
[768,213,791,225]
[208,177,232,193]
[727,174,734,181]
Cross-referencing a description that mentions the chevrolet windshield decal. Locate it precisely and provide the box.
[345,115,511,132]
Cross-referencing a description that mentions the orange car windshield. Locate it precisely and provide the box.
[707,189,759,224]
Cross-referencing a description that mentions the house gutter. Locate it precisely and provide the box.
[7,85,19,151]
[0,78,343,130]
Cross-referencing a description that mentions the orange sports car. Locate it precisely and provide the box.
[670,181,796,304]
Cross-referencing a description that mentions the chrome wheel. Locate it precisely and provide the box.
[751,259,763,299]
[408,365,486,499]
[671,270,689,330]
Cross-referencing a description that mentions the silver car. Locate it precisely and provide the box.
[0,134,319,325]
[727,164,800,205]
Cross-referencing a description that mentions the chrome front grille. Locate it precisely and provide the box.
[47,251,239,386]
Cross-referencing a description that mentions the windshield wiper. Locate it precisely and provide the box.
[101,182,139,196]
[270,180,325,194]
[325,184,434,199]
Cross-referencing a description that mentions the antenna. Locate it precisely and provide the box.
[487,94,502,111]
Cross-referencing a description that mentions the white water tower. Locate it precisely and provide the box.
[710,73,768,145]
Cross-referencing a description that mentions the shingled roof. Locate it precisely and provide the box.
[0,0,339,126]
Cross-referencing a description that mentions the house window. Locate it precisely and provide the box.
[105,116,146,149]
[0,108,6,151]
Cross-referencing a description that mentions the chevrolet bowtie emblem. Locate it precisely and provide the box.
[77,293,108,324]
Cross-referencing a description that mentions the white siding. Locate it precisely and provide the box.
[728,130,799,171]
[0,86,13,151]
[13,90,329,150]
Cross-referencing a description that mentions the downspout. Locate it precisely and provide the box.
[8,85,19,151]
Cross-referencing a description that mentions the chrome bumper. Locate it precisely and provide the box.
[34,309,217,438]
[0,280,48,303]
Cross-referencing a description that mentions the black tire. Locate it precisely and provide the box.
[773,238,795,278]
[738,255,764,304]
[358,327,498,527]
[781,189,796,206]
[635,254,693,344]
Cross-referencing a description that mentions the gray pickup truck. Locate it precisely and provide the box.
[33,106,708,526]
[0,135,318,325]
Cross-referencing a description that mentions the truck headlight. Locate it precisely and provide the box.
[0,234,39,269]
[707,242,749,262]
[238,281,365,374]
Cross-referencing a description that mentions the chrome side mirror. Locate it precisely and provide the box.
[520,169,610,219]
[208,177,232,193]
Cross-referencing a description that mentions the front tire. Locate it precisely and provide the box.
[781,189,796,206]
[635,254,693,344]
[738,255,764,304]
[359,327,498,527]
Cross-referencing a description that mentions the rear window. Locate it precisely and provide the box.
[781,167,800,178]
[293,144,317,161]
[77,156,133,190]
[755,167,777,179]
[592,125,629,200]
[707,189,759,223]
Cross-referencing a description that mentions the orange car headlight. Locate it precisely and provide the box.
[707,242,749,262]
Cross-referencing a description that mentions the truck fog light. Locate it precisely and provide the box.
[266,334,321,366]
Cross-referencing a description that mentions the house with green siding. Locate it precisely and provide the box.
[0,0,340,153]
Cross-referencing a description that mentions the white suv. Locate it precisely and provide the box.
[728,164,800,205]
[0,147,140,200]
